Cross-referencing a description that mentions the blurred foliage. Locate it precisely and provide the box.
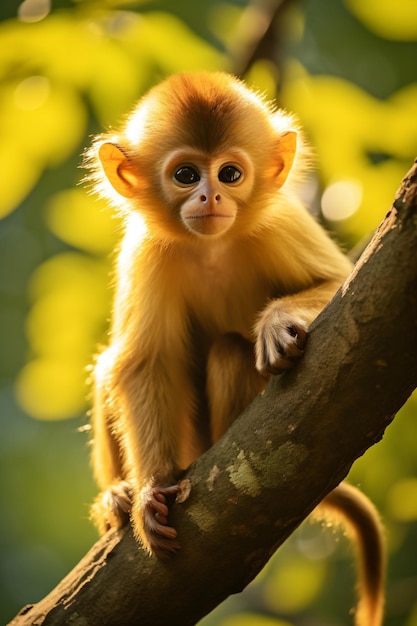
[0,0,416,624]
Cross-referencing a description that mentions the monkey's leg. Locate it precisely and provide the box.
[314,482,385,626]
[90,371,132,534]
[118,359,194,558]
[91,425,132,533]
[207,333,266,443]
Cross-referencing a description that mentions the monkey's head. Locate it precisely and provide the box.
[89,72,306,241]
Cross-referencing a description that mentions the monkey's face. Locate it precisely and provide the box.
[161,148,255,238]
[95,69,299,243]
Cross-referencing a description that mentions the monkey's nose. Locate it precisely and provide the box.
[200,194,221,203]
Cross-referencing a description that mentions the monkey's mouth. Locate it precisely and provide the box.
[184,213,235,236]
[187,213,233,220]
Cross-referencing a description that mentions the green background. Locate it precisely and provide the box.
[1,0,417,624]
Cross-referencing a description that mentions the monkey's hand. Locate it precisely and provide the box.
[135,484,182,559]
[255,302,307,376]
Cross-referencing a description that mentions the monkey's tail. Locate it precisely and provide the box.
[314,481,385,626]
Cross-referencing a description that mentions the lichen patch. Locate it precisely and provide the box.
[188,503,217,533]
[226,449,261,497]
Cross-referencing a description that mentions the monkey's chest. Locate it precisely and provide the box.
[185,265,271,339]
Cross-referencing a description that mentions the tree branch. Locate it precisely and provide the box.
[230,0,291,77]
[10,161,417,626]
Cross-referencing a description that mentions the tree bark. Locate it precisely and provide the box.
[10,161,417,626]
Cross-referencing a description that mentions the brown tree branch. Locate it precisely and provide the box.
[230,0,291,77]
[10,161,417,626]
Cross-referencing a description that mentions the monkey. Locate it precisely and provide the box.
[85,72,385,625]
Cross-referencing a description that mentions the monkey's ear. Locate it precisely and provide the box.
[98,142,141,198]
[275,131,297,188]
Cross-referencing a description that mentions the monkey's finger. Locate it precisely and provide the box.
[154,511,168,525]
[153,485,180,507]
[153,521,178,540]
[149,498,169,516]
[144,517,181,557]
[158,485,181,496]
[144,510,178,538]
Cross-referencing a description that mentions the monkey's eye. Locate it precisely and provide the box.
[218,166,242,184]
[174,166,200,185]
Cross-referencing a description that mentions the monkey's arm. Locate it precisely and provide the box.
[255,201,353,374]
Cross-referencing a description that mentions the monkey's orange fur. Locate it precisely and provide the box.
[86,72,384,625]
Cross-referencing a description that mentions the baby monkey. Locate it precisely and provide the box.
[86,72,384,625]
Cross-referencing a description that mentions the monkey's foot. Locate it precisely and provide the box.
[91,481,133,533]
[255,307,307,375]
[139,484,182,558]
